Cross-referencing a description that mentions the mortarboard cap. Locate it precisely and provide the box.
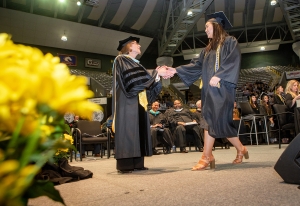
[207,11,233,30]
[117,36,140,51]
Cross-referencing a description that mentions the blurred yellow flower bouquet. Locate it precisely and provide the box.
[53,133,74,164]
[0,33,100,206]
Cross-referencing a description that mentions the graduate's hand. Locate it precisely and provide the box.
[156,66,175,79]
[165,67,177,76]
[209,76,221,87]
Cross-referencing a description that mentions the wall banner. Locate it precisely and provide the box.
[58,54,77,66]
[85,58,101,69]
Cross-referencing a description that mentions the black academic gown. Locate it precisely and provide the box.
[112,55,162,160]
[176,36,241,138]
[148,112,174,147]
[285,93,299,134]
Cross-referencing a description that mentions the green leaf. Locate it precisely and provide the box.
[23,180,66,206]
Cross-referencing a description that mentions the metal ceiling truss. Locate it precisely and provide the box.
[277,0,300,41]
[171,23,294,57]
[158,0,213,56]
[233,24,293,46]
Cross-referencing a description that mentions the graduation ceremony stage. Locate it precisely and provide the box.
[28,144,300,206]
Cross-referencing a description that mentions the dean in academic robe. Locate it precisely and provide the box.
[175,36,241,138]
[112,55,162,160]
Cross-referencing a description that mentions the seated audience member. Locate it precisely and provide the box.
[285,80,300,112]
[187,97,196,108]
[193,100,205,141]
[168,100,203,153]
[260,94,277,143]
[248,94,264,143]
[194,100,229,148]
[249,94,260,114]
[274,85,286,105]
[66,115,79,129]
[165,97,173,109]
[284,80,300,141]
[149,101,175,154]
[260,95,275,127]
[101,115,113,134]
[233,101,241,121]
[81,144,101,158]
[149,101,174,155]
[233,101,247,145]
[158,100,167,111]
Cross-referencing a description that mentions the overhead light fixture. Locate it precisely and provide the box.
[59,0,65,2]
[260,46,265,51]
[187,11,193,16]
[61,31,67,41]
[77,0,81,6]
[270,0,277,5]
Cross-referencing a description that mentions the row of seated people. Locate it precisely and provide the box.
[149,100,202,154]
[149,99,232,155]
[241,79,300,143]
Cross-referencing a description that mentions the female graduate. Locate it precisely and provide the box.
[163,12,249,170]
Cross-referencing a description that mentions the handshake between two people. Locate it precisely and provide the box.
[156,66,176,79]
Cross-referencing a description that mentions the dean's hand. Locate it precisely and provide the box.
[162,66,176,79]
[156,66,176,79]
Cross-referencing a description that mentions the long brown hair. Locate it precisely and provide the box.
[249,95,258,108]
[261,94,272,115]
[205,20,229,53]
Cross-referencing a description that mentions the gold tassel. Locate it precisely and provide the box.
[139,89,148,111]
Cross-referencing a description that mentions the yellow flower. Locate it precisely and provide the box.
[64,134,74,145]
[0,33,100,135]
[0,33,104,205]
[0,160,19,176]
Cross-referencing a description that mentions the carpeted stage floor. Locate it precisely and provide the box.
[28,144,300,206]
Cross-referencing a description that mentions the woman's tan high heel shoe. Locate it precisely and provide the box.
[191,155,215,171]
[232,146,249,164]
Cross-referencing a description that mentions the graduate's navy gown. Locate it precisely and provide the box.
[176,36,241,138]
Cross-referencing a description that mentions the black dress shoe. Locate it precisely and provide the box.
[199,147,204,152]
[164,149,171,154]
[180,148,188,153]
[134,167,149,171]
[225,143,230,149]
[153,149,162,155]
[118,170,133,174]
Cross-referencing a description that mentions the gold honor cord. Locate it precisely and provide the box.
[199,44,221,89]
[277,94,286,105]
[139,89,148,111]
[215,45,221,88]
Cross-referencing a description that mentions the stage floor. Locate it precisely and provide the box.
[29,144,300,206]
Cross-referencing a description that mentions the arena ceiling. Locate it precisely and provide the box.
[0,0,299,59]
